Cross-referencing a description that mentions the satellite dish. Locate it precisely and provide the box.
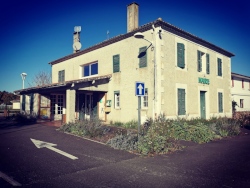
[73,41,82,50]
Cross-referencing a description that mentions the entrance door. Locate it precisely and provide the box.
[85,93,93,119]
[200,91,206,119]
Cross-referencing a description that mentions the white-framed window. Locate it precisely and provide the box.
[142,88,148,108]
[51,94,64,115]
[114,91,120,109]
[81,62,98,77]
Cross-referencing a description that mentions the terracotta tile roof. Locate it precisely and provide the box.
[49,19,234,65]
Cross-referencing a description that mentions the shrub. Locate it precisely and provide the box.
[60,116,106,138]
[106,130,138,151]
[14,112,37,124]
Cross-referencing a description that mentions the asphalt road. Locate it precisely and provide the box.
[0,118,250,187]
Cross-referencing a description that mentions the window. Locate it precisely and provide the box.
[114,91,120,109]
[242,80,244,89]
[218,92,223,113]
[139,46,147,68]
[142,88,148,108]
[177,43,185,68]
[197,50,202,72]
[113,54,120,73]
[51,94,64,115]
[217,58,222,76]
[58,70,65,83]
[232,77,234,87]
[178,88,185,115]
[206,54,210,74]
[82,62,98,77]
[240,99,244,108]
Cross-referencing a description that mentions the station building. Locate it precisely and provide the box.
[14,3,234,123]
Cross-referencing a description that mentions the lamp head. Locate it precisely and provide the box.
[21,73,27,80]
[134,32,144,39]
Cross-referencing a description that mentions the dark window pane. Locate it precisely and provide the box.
[84,65,89,77]
[91,63,98,75]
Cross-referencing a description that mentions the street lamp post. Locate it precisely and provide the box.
[134,25,157,120]
[21,73,27,89]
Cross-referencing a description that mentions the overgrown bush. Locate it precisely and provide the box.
[106,130,138,151]
[14,112,37,124]
[60,117,108,138]
[233,111,250,127]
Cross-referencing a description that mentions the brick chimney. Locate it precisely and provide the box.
[127,2,139,32]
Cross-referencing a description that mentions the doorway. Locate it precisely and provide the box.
[200,91,206,119]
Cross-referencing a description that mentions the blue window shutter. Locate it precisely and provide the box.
[197,51,202,72]
[206,54,210,74]
[113,54,120,73]
[177,43,185,68]
[139,46,147,68]
[178,89,185,115]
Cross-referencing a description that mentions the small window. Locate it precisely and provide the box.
[82,62,98,77]
[177,43,185,68]
[232,77,234,87]
[113,54,120,73]
[206,54,210,74]
[217,58,222,76]
[58,70,65,83]
[240,99,244,108]
[142,88,148,108]
[178,88,186,115]
[139,46,147,68]
[218,92,223,113]
[114,91,120,109]
[242,80,244,89]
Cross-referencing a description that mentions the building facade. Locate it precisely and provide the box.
[231,72,250,112]
[14,3,234,123]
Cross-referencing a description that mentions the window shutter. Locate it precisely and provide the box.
[218,92,223,112]
[206,54,210,74]
[113,54,120,73]
[139,46,147,68]
[30,93,34,112]
[22,95,25,111]
[177,43,185,68]
[218,58,222,76]
[178,89,185,115]
[197,51,202,72]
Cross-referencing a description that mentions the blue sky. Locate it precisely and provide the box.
[0,0,249,92]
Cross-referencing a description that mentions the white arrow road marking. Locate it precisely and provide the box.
[30,138,78,160]
[137,84,143,95]
[0,171,21,186]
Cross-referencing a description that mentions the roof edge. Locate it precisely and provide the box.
[49,19,234,65]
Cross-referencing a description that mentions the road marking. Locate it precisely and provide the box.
[30,138,78,160]
[0,171,21,186]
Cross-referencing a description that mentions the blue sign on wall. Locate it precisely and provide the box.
[135,82,145,96]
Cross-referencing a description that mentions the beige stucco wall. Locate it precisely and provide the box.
[160,30,232,119]
[51,27,232,123]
